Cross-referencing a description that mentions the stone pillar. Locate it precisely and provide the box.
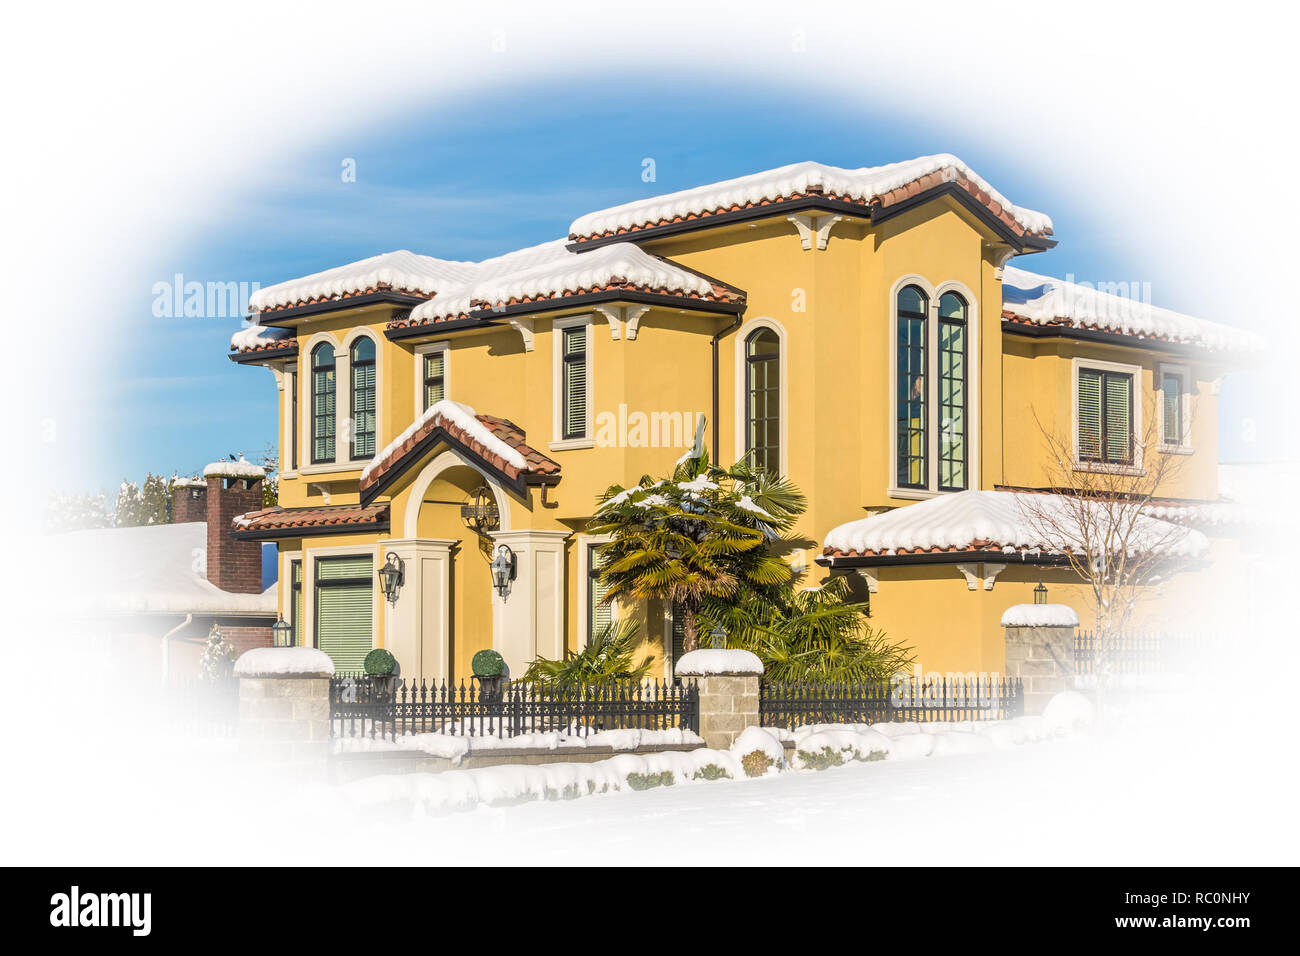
[382,537,456,683]
[488,528,570,676]
[674,649,764,750]
[1002,604,1079,716]
[234,647,335,776]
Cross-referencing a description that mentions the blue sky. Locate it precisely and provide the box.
[88,79,1272,494]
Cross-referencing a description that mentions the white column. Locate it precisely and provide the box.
[488,529,570,676]
[382,538,456,683]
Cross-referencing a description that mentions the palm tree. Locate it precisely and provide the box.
[587,450,805,653]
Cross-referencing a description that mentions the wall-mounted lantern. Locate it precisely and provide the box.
[378,551,405,604]
[711,624,727,649]
[1033,581,1048,605]
[272,618,294,647]
[490,544,516,598]
[461,485,500,535]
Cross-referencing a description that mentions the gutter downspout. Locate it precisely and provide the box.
[160,613,192,686]
[710,312,743,463]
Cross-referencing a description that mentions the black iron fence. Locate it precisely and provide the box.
[1074,630,1211,676]
[330,676,699,741]
[760,675,1023,730]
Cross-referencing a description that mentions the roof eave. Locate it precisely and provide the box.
[230,518,390,542]
[254,291,432,327]
[228,345,298,365]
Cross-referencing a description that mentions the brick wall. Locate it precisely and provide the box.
[206,476,264,593]
[219,623,273,657]
[173,484,207,523]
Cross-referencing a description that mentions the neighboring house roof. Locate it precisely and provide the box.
[359,399,559,503]
[1001,266,1264,354]
[53,522,277,617]
[820,489,1207,564]
[567,156,1055,243]
[249,249,477,313]
[230,324,297,359]
[396,238,743,328]
[232,502,390,539]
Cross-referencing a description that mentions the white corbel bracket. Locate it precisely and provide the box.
[956,562,1009,591]
[787,213,846,251]
[593,305,623,341]
[855,567,879,594]
[509,317,535,352]
[992,247,1019,280]
[593,304,652,341]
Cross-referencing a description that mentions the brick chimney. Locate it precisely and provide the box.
[172,480,207,523]
[204,461,265,594]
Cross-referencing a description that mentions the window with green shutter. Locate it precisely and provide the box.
[670,602,686,678]
[587,543,612,642]
[1078,367,1134,464]
[1161,371,1184,446]
[562,325,588,440]
[314,555,373,673]
[744,328,781,474]
[423,349,445,409]
[350,337,376,459]
[289,559,303,646]
[311,343,336,463]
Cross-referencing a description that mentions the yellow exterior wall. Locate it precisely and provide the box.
[253,188,1238,678]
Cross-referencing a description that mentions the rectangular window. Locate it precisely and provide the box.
[424,350,446,409]
[312,357,336,464]
[289,371,298,471]
[562,325,588,440]
[745,330,781,474]
[895,314,927,487]
[937,318,966,490]
[1161,371,1184,446]
[314,555,373,673]
[350,356,376,459]
[1078,368,1134,464]
[587,543,611,642]
[289,559,302,646]
[670,602,686,678]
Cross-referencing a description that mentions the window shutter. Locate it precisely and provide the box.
[424,351,445,407]
[351,360,376,457]
[1078,369,1102,460]
[1104,373,1132,463]
[290,560,303,646]
[315,556,373,674]
[670,602,686,670]
[589,545,611,639]
[1162,373,1181,445]
[563,326,587,438]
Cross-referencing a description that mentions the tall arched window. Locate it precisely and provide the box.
[349,336,376,459]
[937,292,968,490]
[895,285,928,488]
[310,343,336,464]
[744,328,781,473]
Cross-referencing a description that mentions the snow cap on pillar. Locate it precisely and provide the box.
[674,648,764,676]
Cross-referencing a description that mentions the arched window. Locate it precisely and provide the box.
[744,328,781,473]
[937,292,968,490]
[310,343,336,464]
[895,285,928,488]
[349,337,376,459]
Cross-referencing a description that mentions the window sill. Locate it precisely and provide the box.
[549,438,595,452]
[1158,444,1195,456]
[299,462,364,477]
[1072,461,1144,477]
[887,487,940,501]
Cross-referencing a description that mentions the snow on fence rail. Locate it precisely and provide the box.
[759,676,1024,730]
[329,676,699,741]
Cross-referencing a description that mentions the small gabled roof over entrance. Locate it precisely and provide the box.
[231,502,390,540]
[359,400,559,504]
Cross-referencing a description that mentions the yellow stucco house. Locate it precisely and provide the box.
[228,155,1260,679]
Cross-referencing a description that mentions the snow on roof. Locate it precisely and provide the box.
[360,399,526,483]
[203,456,266,479]
[230,324,294,351]
[249,250,476,312]
[1000,604,1080,628]
[406,239,720,323]
[569,155,1054,239]
[822,490,1208,559]
[50,522,277,617]
[1002,266,1263,352]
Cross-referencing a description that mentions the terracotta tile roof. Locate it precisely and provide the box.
[232,502,389,534]
[231,337,298,355]
[569,167,1052,243]
[359,410,559,496]
[256,284,433,315]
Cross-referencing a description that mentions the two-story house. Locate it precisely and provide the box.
[229,155,1260,679]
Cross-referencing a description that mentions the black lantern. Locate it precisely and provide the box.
[711,624,727,650]
[490,544,516,597]
[1033,581,1048,605]
[272,617,294,647]
[378,551,405,604]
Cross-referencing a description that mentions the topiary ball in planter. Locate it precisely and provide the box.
[471,649,505,677]
[363,648,397,676]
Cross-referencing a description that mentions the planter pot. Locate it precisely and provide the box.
[473,673,505,702]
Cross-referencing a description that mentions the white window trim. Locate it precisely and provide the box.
[413,340,451,418]
[300,332,346,474]
[886,276,980,499]
[575,532,616,651]
[302,543,380,656]
[1071,356,1145,476]
[279,549,303,638]
[732,316,789,476]
[551,313,595,451]
[1156,361,1194,454]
